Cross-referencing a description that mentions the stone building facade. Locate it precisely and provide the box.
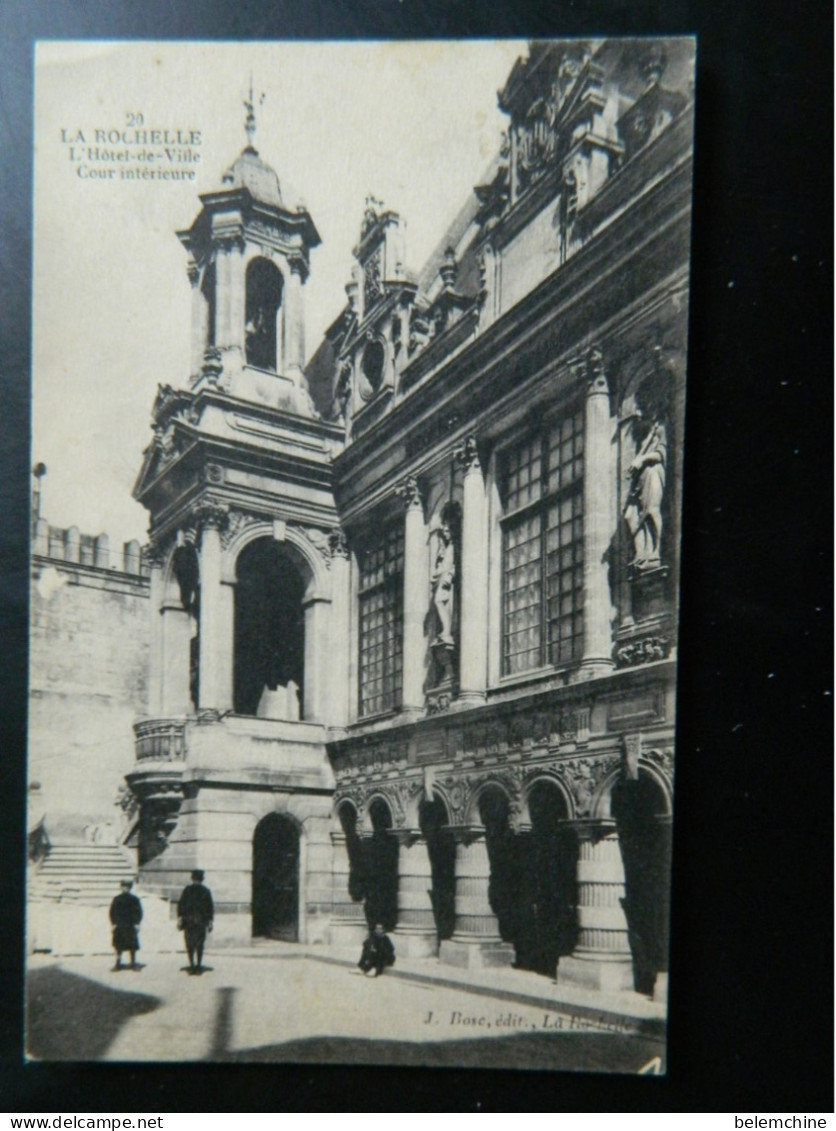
[123,38,692,991]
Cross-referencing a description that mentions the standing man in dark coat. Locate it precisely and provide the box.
[109,880,142,971]
[177,869,214,975]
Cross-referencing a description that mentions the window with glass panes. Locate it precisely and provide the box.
[501,408,584,675]
[358,522,404,716]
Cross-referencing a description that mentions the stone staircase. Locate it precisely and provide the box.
[30,843,136,907]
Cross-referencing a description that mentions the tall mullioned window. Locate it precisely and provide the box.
[501,408,584,675]
[358,522,404,716]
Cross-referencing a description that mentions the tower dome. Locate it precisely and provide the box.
[221,145,283,209]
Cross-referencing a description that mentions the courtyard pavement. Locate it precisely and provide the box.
[27,943,666,1072]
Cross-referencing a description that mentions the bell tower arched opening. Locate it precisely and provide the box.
[233,537,306,718]
[245,257,283,372]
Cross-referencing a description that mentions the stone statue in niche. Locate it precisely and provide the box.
[430,513,456,648]
[427,503,458,690]
[624,405,667,571]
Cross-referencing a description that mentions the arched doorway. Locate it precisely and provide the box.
[478,786,516,942]
[365,798,398,931]
[252,813,300,941]
[419,796,455,942]
[515,780,578,977]
[234,538,306,718]
[610,768,671,995]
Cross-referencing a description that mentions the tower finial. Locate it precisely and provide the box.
[243,77,265,152]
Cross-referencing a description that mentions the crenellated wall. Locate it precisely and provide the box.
[29,517,151,835]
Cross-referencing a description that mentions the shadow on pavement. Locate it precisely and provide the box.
[27,965,160,1061]
[214,1031,665,1073]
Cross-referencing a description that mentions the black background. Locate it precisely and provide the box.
[0,0,831,1113]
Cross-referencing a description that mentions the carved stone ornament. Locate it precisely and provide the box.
[328,527,350,559]
[192,499,229,533]
[455,435,481,475]
[203,463,224,486]
[220,508,261,550]
[389,779,423,828]
[614,636,671,668]
[302,526,332,570]
[396,475,423,511]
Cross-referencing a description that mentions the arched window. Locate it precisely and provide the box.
[245,258,283,371]
[233,538,305,718]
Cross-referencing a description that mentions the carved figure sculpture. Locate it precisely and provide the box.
[624,416,667,569]
[429,517,456,647]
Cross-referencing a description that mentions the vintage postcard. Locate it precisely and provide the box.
[28,38,694,1071]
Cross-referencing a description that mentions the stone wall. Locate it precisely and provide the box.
[29,523,150,829]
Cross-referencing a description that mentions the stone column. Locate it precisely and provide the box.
[197,503,231,710]
[303,595,330,722]
[330,831,367,947]
[439,826,514,970]
[147,552,165,716]
[188,261,207,378]
[391,830,437,958]
[228,240,246,355]
[215,241,232,347]
[559,818,633,992]
[398,477,427,713]
[159,599,192,716]
[457,437,488,704]
[284,256,306,380]
[328,530,351,727]
[580,347,616,676]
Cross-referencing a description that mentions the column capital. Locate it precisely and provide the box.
[216,232,245,254]
[568,816,617,841]
[455,435,483,476]
[193,499,230,536]
[328,526,350,560]
[444,824,486,845]
[389,828,423,847]
[287,252,309,282]
[145,538,170,569]
[396,475,423,511]
[585,344,609,395]
[186,259,200,287]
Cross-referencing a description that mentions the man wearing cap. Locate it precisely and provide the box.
[109,879,143,971]
[177,869,214,974]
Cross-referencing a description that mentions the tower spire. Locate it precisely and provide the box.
[243,77,265,153]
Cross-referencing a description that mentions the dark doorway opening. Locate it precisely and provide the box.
[514,781,579,977]
[478,787,516,942]
[420,796,455,942]
[252,813,300,941]
[234,538,305,718]
[365,799,398,932]
[611,770,671,995]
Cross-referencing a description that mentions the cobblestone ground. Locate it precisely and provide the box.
[26,952,665,1072]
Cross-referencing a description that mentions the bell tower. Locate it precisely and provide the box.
[177,88,321,416]
[130,92,344,943]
